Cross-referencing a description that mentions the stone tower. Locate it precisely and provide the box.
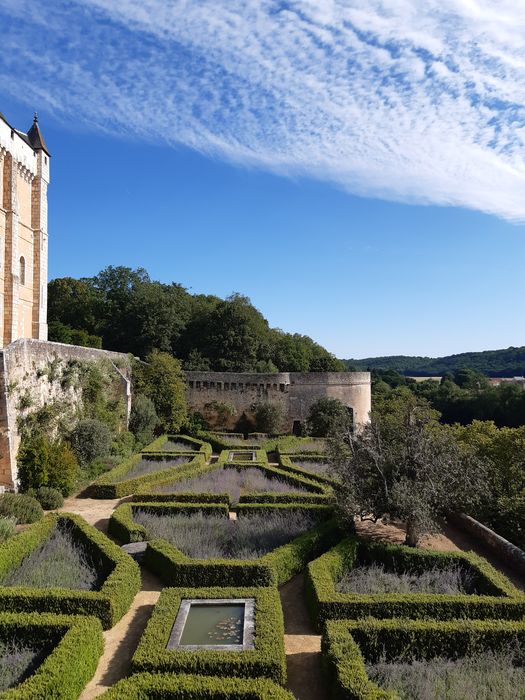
[0,111,49,347]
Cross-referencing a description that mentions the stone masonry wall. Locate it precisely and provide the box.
[185,371,371,432]
[0,339,132,489]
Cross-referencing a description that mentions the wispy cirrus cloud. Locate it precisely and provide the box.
[1,0,525,220]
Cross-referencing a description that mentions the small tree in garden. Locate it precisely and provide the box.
[129,394,159,446]
[252,401,284,434]
[330,390,488,546]
[307,397,352,437]
[70,418,112,467]
[133,352,187,432]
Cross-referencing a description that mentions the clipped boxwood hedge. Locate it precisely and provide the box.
[322,617,525,700]
[98,673,295,699]
[0,611,102,699]
[86,452,208,499]
[109,502,231,544]
[130,586,287,684]
[0,513,140,629]
[142,434,212,458]
[140,510,342,587]
[306,537,525,628]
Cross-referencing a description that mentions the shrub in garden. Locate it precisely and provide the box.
[335,562,472,595]
[0,639,45,692]
[307,397,352,437]
[133,352,187,432]
[253,402,284,434]
[0,493,43,524]
[367,647,525,699]
[0,517,16,543]
[17,434,79,495]
[111,431,136,458]
[133,509,320,559]
[70,418,112,466]
[33,487,64,510]
[129,394,159,445]
[1,526,98,590]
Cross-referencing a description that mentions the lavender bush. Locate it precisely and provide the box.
[133,510,319,559]
[153,467,308,505]
[113,456,192,482]
[293,460,334,477]
[0,641,46,691]
[367,647,525,700]
[0,516,16,542]
[336,562,473,595]
[160,440,197,452]
[1,526,98,590]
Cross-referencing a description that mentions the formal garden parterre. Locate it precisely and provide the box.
[2,432,525,699]
[306,537,525,628]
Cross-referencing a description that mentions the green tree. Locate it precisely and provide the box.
[129,394,159,446]
[134,352,188,432]
[70,418,113,467]
[307,397,352,437]
[331,392,487,546]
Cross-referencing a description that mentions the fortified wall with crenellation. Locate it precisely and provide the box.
[185,371,371,432]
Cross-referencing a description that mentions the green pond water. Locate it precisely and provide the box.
[180,604,245,645]
[229,451,254,462]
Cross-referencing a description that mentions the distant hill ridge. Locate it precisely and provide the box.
[343,346,525,378]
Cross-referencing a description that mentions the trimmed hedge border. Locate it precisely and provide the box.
[322,617,525,700]
[129,586,287,684]
[98,673,295,699]
[139,510,342,587]
[142,434,212,458]
[130,493,231,505]
[86,453,208,499]
[0,513,140,629]
[109,502,231,544]
[0,612,102,700]
[306,537,525,628]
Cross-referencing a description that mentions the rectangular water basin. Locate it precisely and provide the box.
[228,451,256,462]
[167,598,255,651]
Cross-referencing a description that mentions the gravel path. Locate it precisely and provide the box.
[279,574,327,700]
[80,567,162,699]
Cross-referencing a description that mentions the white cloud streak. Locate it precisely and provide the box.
[1,0,525,220]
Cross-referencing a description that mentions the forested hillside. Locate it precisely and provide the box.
[48,266,344,373]
[345,346,525,377]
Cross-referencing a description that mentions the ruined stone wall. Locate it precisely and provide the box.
[0,339,131,489]
[185,371,371,431]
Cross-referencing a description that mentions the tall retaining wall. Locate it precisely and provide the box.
[185,371,371,432]
[0,339,132,489]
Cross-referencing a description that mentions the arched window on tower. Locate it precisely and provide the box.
[19,256,26,286]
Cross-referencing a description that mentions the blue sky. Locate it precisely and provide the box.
[1,1,524,359]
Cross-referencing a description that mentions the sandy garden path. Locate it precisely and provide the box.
[279,574,327,700]
[80,567,163,700]
[57,496,122,533]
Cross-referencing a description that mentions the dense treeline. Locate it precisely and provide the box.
[373,368,525,428]
[48,266,345,373]
[345,346,525,377]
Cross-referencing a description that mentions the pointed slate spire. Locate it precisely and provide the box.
[27,112,50,156]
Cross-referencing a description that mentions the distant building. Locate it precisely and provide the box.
[185,371,372,433]
[0,111,49,347]
[488,377,525,389]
